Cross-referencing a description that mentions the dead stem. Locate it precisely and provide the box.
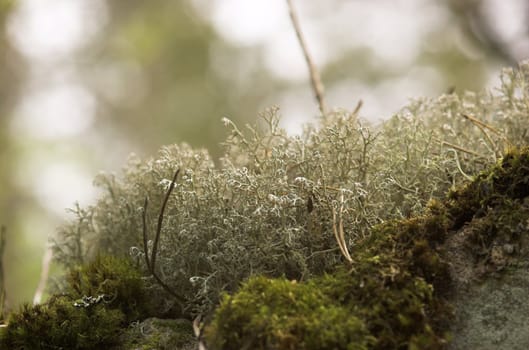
[286,0,328,116]
[332,202,353,264]
[142,169,185,309]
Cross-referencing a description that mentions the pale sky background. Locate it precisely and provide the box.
[5,0,528,235]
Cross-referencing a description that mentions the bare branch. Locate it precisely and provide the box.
[286,0,328,116]
[352,99,363,115]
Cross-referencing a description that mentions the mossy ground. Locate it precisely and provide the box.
[0,255,157,349]
[204,147,529,350]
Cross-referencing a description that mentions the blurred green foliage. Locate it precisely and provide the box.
[84,1,281,159]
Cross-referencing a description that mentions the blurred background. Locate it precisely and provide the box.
[0,0,528,309]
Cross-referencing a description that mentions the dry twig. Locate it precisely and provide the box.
[142,169,185,309]
[461,113,512,152]
[331,195,353,264]
[286,0,328,116]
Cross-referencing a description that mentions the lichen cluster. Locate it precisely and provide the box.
[53,62,529,318]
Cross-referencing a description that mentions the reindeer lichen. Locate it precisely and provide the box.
[51,62,529,320]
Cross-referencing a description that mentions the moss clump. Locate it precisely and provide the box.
[1,297,125,349]
[445,147,529,268]
[205,275,373,350]
[0,255,150,349]
[66,254,151,322]
[447,147,529,228]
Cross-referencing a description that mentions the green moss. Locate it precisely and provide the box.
[447,147,529,229]
[446,147,529,267]
[66,254,150,322]
[205,275,373,350]
[205,148,529,350]
[0,255,151,349]
[0,296,125,349]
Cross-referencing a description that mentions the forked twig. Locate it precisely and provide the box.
[440,140,485,158]
[461,113,512,151]
[142,169,185,308]
[461,114,501,136]
[286,0,328,116]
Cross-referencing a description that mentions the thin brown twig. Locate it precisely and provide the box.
[332,201,353,264]
[142,169,185,309]
[151,169,180,269]
[461,113,512,149]
[286,0,328,116]
[461,113,500,134]
[142,198,151,272]
[439,139,485,158]
[461,114,498,155]
[352,99,363,115]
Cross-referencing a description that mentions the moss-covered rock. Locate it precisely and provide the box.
[66,254,152,322]
[204,148,529,350]
[444,148,529,349]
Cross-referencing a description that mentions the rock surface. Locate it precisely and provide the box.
[446,222,529,349]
